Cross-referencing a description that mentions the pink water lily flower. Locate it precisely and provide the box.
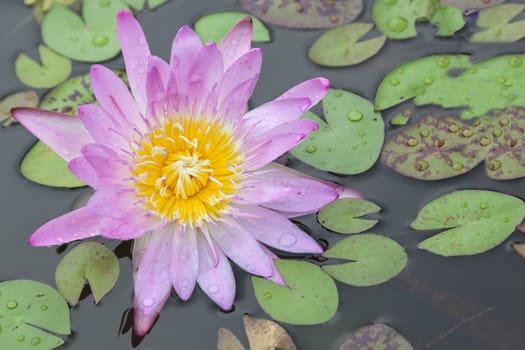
[14,12,360,335]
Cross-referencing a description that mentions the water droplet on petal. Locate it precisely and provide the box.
[181,279,190,288]
[142,298,154,308]
[138,35,147,46]
[208,285,220,294]
[278,234,297,247]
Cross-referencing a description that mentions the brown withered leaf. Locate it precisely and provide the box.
[218,328,246,350]
[512,242,525,259]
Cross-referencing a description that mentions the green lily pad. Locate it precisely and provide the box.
[430,6,465,36]
[41,1,130,62]
[339,324,414,350]
[373,0,440,39]
[0,91,39,127]
[375,54,472,111]
[318,198,381,234]
[123,0,169,10]
[290,89,385,175]
[471,4,525,42]
[252,260,338,325]
[390,108,412,126]
[20,141,85,188]
[308,23,386,67]
[440,0,506,14]
[15,45,71,89]
[194,11,271,43]
[55,242,120,305]
[238,0,364,29]
[322,234,407,286]
[0,280,70,350]
[411,190,525,256]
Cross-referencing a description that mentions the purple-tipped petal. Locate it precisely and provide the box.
[218,17,253,69]
[170,226,199,300]
[244,119,319,170]
[216,77,257,121]
[276,77,330,106]
[28,207,101,246]
[197,236,236,311]
[81,143,130,180]
[145,56,170,119]
[132,229,173,336]
[210,221,273,278]
[234,204,323,254]
[170,26,203,101]
[218,48,261,107]
[90,65,145,134]
[78,104,127,151]
[68,157,114,190]
[116,10,151,114]
[12,108,93,162]
[86,189,138,218]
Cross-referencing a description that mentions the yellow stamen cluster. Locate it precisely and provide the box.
[132,117,242,227]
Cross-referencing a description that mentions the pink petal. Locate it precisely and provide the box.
[197,236,236,310]
[218,17,253,69]
[261,247,286,286]
[145,56,170,120]
[116,10,151,114]
[28,207,101,246]
[216,77,257,122]
[210,221,273,278]
[86,189,138,218]
[234,204,323,254]
[81,143,130,180]
[244,119,318,170]
[100,210,161,241]
[12,108,93,162]
[170,226,199,300]
[132,229,173,336]
[68,157,113,190]
[277,77,330,105]
[78,104,128,151]
[90,65,145,134]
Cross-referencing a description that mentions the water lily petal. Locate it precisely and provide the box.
[235,204,323,254]
[170,225,199,300]
[81,143,130,179]
[100,210,161,241]
[86,189,138,218]
[12,107,93,161]
[28,207,101,246]
[217,77,258,122]
[218,17,253,69]
[197,236,235,310]
[78,104,128,151]
[145,56,170,120]
[68,156,114,190]
[116,10,151,114]
[133,229,173,336]
[261,246,287,286]
[277,77,330,105]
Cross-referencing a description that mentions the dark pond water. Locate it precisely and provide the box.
[1,1,525,349]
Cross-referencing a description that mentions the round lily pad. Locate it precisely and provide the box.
[322,234,407,286]
[290,89,385,175]
[238,0,364,29]
[15,45,71,89]
[55,242,120,305]
[252,260,338,325]
[411,190,525,256]
[430,6,466,37]
[318,198,381,234]
[471,4,525,42]
[339,324,414,350]
[194,11,271,43]
[308,23,386,67]
[0,280,70,350]
[41,1,130,62]
[0,90,39,127]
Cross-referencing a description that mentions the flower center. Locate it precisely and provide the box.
[131,118,242,227]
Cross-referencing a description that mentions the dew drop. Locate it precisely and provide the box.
[436,57,450,68]
[334,91,343,97]
[387,16,408,32]
[415,160,429,172]
[499,117,510,127]
[509,56,522,68]
[361,140,367,145]
[263,291,272,300]
[138,35,147,46]
[448,123,460,133]
[420,129,430,138]
[480,202,489,209]
[423,78,433,85]
[92,35,109,47]
[452,162,463,171]
[492,128,503,137]
[503,217,510,223]
[479,137,491,146]
[389,78,400,86]
[278,234,297,247]
[460,202,468,208]
[208,285,220,294]
[406,138,419,147]
[30,337,41,346]
[142,298,154,308]
[6,300,18,309]
[461,129,473,138]
[17,335,25,342]
[358,131,365,137]
[347,110,363,122]
[488,160,502,171]
[181,279,190,288]
[306,145,317,153]
[40,305,48,311]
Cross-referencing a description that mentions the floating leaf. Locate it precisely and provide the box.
[290,89,384,175]
[42,1,130,62]
[0,280,70,350]
[441,0,506,14]
[123,0,169,10]
[308,23,386,67]
[512,243,525,259]
[20,141,85,188]
[390,108,412,126]
[322,234,407,286]
[430,6,465,36]
[0,91,39,127]
[373,0,440,39]
[318,198,381,234]
[15,45,71,89]
[252,260,338,325]
[55,242,120,305]
[471,4,525,42]
[218,328,246,350]
[238,0,364,29]
[411,190,525,256]
[194,12,271,43]
[339,324,414,350]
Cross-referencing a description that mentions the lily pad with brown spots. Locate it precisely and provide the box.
[339,324,414,350]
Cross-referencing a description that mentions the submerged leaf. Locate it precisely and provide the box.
[194,12,271,43]
[252,260,338,325]
[15,45,71,88]
[318,198,381,234]
[55,242,120,305]
[290,89,384,175]
[0,91,39,127]
[471,4,525,42]
[308,23,386,67]
[430,6,465,36]
[412,190,525,256]
[0,280,70,350]
[339,324,414,350]
[323,234,407,286]
[238,0,364,29]
[42,1,130,62]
